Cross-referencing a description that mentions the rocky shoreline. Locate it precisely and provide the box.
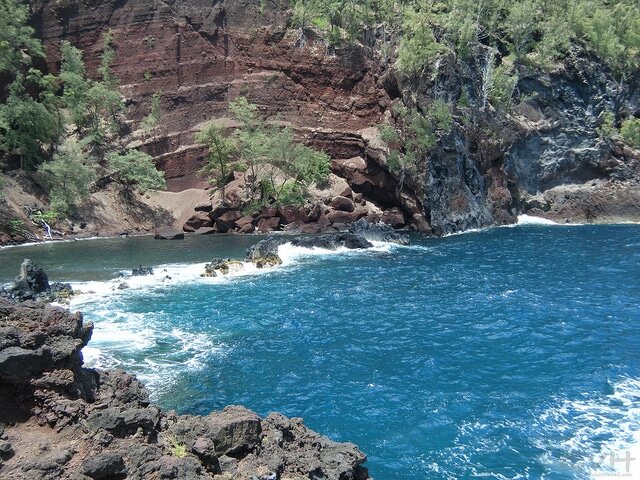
[0,225,414,479]
[0,297,370,480]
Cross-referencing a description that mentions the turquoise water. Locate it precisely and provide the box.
[1,225,639,479]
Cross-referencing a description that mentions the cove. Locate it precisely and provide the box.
[1,224,639,479]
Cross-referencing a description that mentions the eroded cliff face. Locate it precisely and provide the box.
[31,0,386,184]
[26,0,640,237]
[388,46,640,234]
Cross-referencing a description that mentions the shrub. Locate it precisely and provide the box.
[620,117,640,148]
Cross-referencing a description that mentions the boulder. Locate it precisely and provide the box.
[348,218,410,245]
[194,202,213,212]
[7,259,74,302]
[9,259,50,301]
[81,452,127,479]
[278,205,308,225]
[327,209,363,224]
[330,196,355,212]
[194,227,217,235]
[215,210,242,233]
[234,215,255,233]
[154,228,185,240]
[184,211,214,231]
[257,216,281,233]
[382,207,406,228]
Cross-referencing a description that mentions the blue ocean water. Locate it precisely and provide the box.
[1,225,639,479]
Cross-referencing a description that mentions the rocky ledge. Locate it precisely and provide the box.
[0,298,369,479]
[201,220,410,277]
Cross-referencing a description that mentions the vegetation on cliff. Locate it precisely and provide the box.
[0,0,165,221]
[197,97,330,211]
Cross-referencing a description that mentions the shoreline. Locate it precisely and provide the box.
[3,215,640,250]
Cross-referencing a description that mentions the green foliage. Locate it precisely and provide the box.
[6,218,25,235]
[198,97,330,208]
[108,149,166,192]
[141,93,162,134]
[99,30,117,88]
[396,7,446,75]
[574,2,640,77]
[0,0,44,74]
[164,436,187,458]
[30,210,59,226]
[598,109,617,138]
[620,117,640,149]
[196,122,238,196]
[292,0,639,80]
[39,139,96,214]
[379,99,454,188]
[490,62,518,111]
[60,40,123,151]
[0,70,63,169]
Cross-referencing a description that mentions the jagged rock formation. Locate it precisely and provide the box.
[1,259,73,303]
[0,298,369,479]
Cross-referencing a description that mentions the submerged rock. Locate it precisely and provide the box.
[131,265,154,276]
[201,258,246,277]
[246,233,374,266]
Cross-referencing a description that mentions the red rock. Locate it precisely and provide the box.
[185,211,214,230]
[382,208,406,228]
[234,215,255,229]
[339,186,353,198]
[327,210,363,224]
[307,204,322,222]
[260,206,278,218]
[194,202,213,212]
[329,196,355,212]
[195,227,217,235]
[257,216,281,232]
[216,210,242,233]
[278,205,308,225]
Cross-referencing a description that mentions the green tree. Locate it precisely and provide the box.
[108,149,166,193]
[196,122,238,199]
[396,7,446,75]
[59,39,123,152]
[0,0,43,74]
[39,138,96,214]
[0,70,63,169]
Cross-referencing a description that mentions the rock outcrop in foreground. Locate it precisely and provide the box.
[0,298,369,479]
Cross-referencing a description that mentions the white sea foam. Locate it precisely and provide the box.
[517,214,559,225]
[535,377,640,478]
[277,240,396,265]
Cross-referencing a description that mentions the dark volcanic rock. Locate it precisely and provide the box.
[154,228,185,240]
[81,452,127,479]
[6,260,75,303]
[131,265,154,276]
[349,219,410,245]
[246,233,374,265]
[0,299,372,479]
[8,259,50,302]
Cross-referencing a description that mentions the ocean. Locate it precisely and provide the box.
[1,223,638,479]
